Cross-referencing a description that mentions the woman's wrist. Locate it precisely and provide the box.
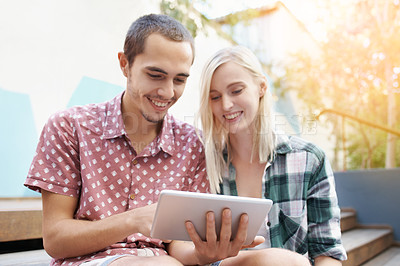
[168,241,201,265]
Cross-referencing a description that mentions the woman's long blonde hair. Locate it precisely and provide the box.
[196,46,276,193]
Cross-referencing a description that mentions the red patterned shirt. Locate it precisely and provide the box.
[25,92,209,265]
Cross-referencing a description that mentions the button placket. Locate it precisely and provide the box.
[126,157,139,209]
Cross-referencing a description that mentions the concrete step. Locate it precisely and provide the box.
[0,249,51,266]
[341,208,358,232]
[0,198,42,242]
[361,246,400,266]
[342,227,394,266]
[0,204,367,240]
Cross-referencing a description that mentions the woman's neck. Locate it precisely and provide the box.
[229,131,266,199]
[229,132,258,164]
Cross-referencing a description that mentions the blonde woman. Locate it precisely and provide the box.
[196,46,347,265]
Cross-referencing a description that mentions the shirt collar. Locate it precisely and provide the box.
[222,133,292,158]
[274,134,293,155]
[153,113,176,156]
[102,92,126,139]
[102,92,176,156]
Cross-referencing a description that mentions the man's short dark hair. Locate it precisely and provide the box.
[123,14,195,65]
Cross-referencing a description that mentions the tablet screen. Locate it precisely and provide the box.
[150,190,273,245]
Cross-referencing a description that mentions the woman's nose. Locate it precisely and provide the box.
[222,96,233,111]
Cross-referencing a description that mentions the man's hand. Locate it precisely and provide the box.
[184,208,264,265]
[129,203,158,237]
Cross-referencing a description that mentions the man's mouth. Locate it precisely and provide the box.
[151,99,169,108]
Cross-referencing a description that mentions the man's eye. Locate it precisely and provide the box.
[174,78,186,84]
[148,73,162,79]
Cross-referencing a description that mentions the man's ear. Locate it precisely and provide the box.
[118,52,129,77]
[259,78,268,97]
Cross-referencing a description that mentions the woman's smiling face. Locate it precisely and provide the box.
[209,61,265,135]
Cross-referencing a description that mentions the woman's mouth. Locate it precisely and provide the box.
[223,111,242,121]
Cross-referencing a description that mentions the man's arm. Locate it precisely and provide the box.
[41,190,157,259]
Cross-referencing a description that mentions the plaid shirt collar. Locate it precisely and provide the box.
[274,134,293,155]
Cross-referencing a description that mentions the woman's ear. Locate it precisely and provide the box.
[259,78,268,97]
[118,52,129,77]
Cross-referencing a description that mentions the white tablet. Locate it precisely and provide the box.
[150,190,273,245]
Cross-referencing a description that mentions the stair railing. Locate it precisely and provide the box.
[316,108,400,137]
[315,108,400,170]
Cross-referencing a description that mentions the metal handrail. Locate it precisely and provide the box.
[316,109,400,137]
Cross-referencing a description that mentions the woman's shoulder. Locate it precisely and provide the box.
[276,134,326,161]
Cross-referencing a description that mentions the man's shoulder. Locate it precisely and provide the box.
[47,103,104,124]
[46,96,116,126]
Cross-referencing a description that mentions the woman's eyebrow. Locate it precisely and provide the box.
[209,81,244,93]
[227,81,244,88]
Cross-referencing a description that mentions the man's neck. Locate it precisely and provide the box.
[121,105,163,155]
[124,118,162,154]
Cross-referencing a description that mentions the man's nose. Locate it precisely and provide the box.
[158,80,174,99]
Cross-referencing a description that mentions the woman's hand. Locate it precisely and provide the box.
[184,208,264,265]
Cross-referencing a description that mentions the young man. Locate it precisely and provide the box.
[24,14,259,266]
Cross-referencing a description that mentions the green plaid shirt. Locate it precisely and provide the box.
[220,135,347,262]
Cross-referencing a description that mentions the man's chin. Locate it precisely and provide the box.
[142,112,166,124]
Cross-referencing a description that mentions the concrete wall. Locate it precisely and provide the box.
[335,168,400,241]
[0,0,231,197]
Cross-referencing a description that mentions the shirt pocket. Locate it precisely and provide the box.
[152,175,190,201]
[278,205,308,254]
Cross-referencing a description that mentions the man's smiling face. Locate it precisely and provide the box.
[121,33,193,125]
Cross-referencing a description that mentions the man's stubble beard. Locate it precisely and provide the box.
[141,110,165,124]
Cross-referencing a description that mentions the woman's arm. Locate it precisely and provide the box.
[314,256,342,266]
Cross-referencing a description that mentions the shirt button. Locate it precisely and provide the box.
[133,159,138,165]
[130,194,135,200]
[267,221,271,227]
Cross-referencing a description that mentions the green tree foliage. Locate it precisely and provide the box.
[281,0,400,169]
[160,0,209,37]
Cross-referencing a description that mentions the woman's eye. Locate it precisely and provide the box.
[232,88,243,95]
[210,95,220,101]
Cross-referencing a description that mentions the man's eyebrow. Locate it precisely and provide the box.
[145,66,189,78]
[146,66,167,75]
[177,73,190,78]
